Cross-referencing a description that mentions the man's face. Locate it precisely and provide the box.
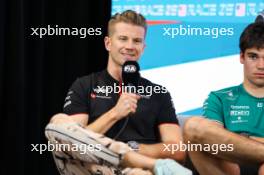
[104,22,146,67]
[240,47,264,87]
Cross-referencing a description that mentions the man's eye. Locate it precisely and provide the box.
[134,40,143,44]
[119,37,126,41]
[249,55,258,60]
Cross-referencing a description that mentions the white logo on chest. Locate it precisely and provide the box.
[257,102,263,108]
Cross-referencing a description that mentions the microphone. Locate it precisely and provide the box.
[113,61,140,140]
[255,10,264,23]
[122,61,140,93]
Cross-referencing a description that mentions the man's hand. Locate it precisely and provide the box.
[50,113,75,124]
[112,92,140,120]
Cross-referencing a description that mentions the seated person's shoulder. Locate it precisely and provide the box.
[71,70,106,88]
[208,84,242,100]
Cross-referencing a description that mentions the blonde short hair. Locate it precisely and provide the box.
[108,10,147,37]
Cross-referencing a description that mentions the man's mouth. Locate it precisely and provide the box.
[122,53,135,60]
[254,73,264,78]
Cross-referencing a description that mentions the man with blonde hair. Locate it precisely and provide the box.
[46,10,190,175]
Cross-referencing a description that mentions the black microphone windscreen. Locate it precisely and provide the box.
[122,61,140,87]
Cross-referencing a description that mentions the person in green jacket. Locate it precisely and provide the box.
[184,22,264,175]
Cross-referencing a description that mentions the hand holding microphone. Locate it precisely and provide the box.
[112,61,141,120]
[113,92,140,120]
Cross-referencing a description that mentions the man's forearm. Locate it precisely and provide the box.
[85,93,137,134]
[193,123,264,164]
[138,142,186,163]
[85,108,119,134]
[250,136,264,144]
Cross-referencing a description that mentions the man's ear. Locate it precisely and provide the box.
[104,36,111,51]
[143,43,146,51]
[240,52,245,64]
[140,42,146,53]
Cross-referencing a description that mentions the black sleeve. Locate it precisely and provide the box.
[63,77,90,115]
[157,90,178,125]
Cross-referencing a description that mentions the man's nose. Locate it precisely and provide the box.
[125,40,135,49]
[257,58,264,69]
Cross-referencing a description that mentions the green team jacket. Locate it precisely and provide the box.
[203,84,264,137]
